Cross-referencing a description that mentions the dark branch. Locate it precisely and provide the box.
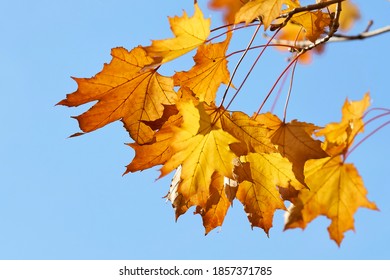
[270,0,345,31]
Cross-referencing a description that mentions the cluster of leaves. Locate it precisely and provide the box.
[58,0,389,245]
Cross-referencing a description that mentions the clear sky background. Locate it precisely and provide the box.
[1,0,389,259]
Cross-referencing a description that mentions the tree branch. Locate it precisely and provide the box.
[270,25,390,50]
[330,25,390,42]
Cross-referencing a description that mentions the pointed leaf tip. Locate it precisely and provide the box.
[144,2,211,64]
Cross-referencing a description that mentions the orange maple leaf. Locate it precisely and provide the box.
[58,47,177,144]
[234,152,304,234]
[257,113,328,184]
[285,156,378,245]
[195,172,237,234]
[174,32,232,104]
[161,98,238,218]
[125,106,182,173]
[144,3,211,65]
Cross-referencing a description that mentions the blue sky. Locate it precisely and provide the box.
[0,0,389,259]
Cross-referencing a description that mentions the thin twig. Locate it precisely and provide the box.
[270,72,289,114]
[363,20,374,33]
[283,59,298,122]
[329,25,390,42]
[345,111,390,159]
[208,23,259,42]
[254,51,302,116]
[224,29,282,112]
[363,107,390,119]
[346,120,390,160]
[219,23,262,108]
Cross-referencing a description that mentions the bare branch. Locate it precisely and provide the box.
[270,25,390,50]
[330,25,390,42]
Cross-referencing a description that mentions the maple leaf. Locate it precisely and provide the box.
[234,152,304,234]
[144,3,211,65]
[291,11,331,42]
[285,156,378,246]
[58,47,177,144]
[316,93,371,155]
[174,32,232,104]
[161,98,239,218]
[195,172,237,234]
[257,113,328,184]
[235,0,285,30]
[221,111,277,156]
[125,106,182,173]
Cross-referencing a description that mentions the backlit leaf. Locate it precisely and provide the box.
[125,106,182,173]
[291,10,331,42]
[235,152,304,234]
[285,156,378,245]
[221,111,277,155]
[161,98,238,218]
[144,3,211,65]
[195,172,234,234]
[58,47,177,144]
[316,93,370,155]
[265,115,328,184]
[174,32,232,104]
[235,0,285,30]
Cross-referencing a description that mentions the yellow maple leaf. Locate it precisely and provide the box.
[161,98,238,217]
[221,111,277,155]
[57,47,177,144]
[234,152,304,234]
[285,156,378,246]
[144,3,211,65]
[174,32,232,104]
[261,114,328,184]
[316,93,370,155]
[291,10,331,42]
[235,0,285,30]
